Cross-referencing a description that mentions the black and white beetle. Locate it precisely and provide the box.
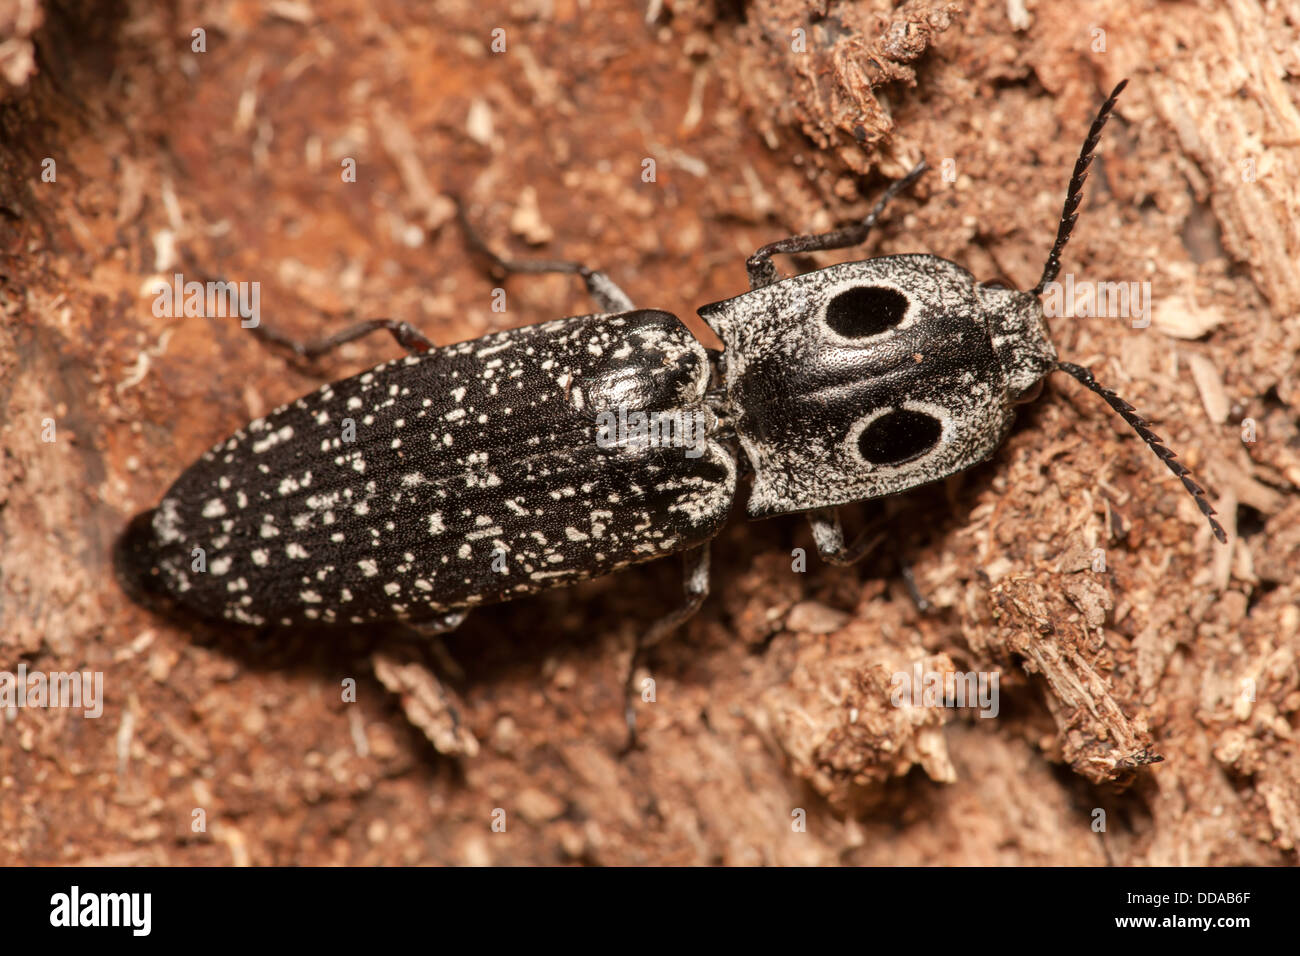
[117,80,1224,720]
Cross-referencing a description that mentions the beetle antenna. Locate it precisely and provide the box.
[1033,79,1128,296]
[1056,361,1226,543]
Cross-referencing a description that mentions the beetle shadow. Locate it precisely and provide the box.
[138,555,696,771]
[138,608,464,776]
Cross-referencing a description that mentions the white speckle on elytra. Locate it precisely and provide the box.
[286,542,309,559]
[305,492,335,511]
[251,549,269,566]
[202,499,227,518]
[427,513,444,534]
[252,424,294,454]
[210,556,232,575]
[357,559,379,577]
[384,582,401,596]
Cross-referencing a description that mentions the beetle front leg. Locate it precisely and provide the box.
[745,160,928,290]
[807,508,886,566]
[809,510,932,611]
[622,543,710,751]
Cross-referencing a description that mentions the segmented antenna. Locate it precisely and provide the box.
[1056,362,1227,543]
[1032,79,1128,296]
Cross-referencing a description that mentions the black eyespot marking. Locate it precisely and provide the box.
[824,285,908,338]
[857,409,942,466]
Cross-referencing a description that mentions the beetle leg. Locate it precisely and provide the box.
[407,610,469,636]
[745,160,928,290]
[810,510,932,611]
[622,543,710,752]
[252,317,438,359]
[807,508,886,566]
[455,197,635,313]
